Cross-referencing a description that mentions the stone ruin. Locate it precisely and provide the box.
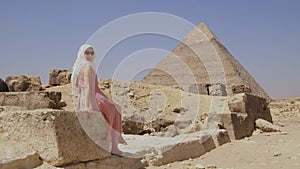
[0,23,276,169]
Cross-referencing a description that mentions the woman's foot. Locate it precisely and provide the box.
[111,148,123,157]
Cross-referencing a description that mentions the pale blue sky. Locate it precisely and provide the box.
[0,0,299,98]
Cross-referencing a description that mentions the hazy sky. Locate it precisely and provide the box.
[0,0,299,98]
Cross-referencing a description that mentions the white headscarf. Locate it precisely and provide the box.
[71,44,96,109]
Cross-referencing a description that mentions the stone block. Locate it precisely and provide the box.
[207,83,227,96]
[6,75,42,91]
[255,119,280,132]
[219,113,255,140]
[228,93,272,123]
[211,129,231,146]
[188,83,207,95]
[0,141,42,169]
[0,91,62,109]
[0,109,110,167]
[151,134,215,166]
[232,84,251,94]
[49,69,72,86]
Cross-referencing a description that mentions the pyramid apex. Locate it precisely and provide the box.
[197,22,222,43]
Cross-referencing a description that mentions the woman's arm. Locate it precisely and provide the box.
[82,64,97,114]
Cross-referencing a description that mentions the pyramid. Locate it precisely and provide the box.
[141,22,270,100]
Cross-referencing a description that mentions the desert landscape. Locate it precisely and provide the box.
[0,22,299,169]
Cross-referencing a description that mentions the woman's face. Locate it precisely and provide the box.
[84,47,95,62]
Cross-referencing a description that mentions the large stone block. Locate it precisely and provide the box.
[0,141,42,169]
[0,109,110,167]
[219,113,255,140]
[6,75,42,92]
[228,93,272,123]
[49,69,72,86]
[0,91,62,109]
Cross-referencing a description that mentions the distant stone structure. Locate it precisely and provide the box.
[49,69,72,86]
[5,75,42,92]
[0,78,9,92]
[141,22,270,100]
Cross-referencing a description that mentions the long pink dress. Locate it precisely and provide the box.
[76,64,126,153]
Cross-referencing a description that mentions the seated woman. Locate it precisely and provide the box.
[71,44,126,156]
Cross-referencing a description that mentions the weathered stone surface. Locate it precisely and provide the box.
[120,132,216,166]
[0,141,42,169]
[49,69,72,86]
[232,84,251,94]
[122,114,145,134]
[0,91,63,109]
[207,83,227,96]
[87,156,147,169]
[35,162,86,169]
[0,109,110,167]
[255,119,280,132]
[211,129,231,146]
[188,83,207,95]
[228,93,272,123]
[6,75,42,91]
[0,78,9,92]
[218,113,255,140]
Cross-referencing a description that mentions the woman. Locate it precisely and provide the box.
[71,44,126,156]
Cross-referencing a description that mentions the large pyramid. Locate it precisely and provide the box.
[141,22,270,100]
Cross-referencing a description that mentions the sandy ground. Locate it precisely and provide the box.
[146,118,300,169]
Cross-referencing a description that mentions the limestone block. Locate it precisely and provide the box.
[208,83,227,96]
[219,113,255,140]
[0,141,42,169]
[0,91,62,109]
[0,109,110,167]
[228,93,272,122]
[255,119,280,132]
[211,129,231,146]
[188,83,207,95]
[49,69,72,86]
[35,162,86,169]
[0,78,9,92]
[232,84,251,94]
[151,134,215,166]
[6,75,42,91]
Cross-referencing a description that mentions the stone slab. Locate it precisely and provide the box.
[0,91,62,109]
[119,131,216,166]
[0,109,110,167]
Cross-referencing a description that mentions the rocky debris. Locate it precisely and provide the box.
[195,163,205,169]
[255,119,281,132]
[49,69,72,86]
[206,164,217,169]
[269,97,300,121]
[0,78,9,92]
[122,114,145,134]
[211,129,231,146]
[232,84,251,94]
[228,93,272,123]
[0,91,64,109]
[5,75,42,91]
